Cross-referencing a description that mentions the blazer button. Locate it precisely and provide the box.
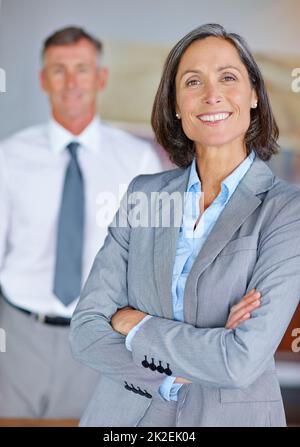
[157,361,164,373]
[164,363,172,376]
[149,358,157,371]
[143,390,152,399]
[131,384,139,394]
[124,381,131,391]
[142,355,149,368]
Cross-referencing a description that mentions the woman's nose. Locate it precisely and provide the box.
[202,82,222,105]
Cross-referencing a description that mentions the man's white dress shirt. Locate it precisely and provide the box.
[0,117,162,317]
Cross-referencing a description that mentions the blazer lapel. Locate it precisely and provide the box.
[183,156,276,325]
[153,167,191,319]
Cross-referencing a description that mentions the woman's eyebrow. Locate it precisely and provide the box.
[179,65,242,80]
[179,69,202,80]
[217,65,242,73]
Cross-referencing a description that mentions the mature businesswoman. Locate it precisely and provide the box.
[70,23,300,427]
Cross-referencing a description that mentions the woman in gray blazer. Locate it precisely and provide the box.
[70,24,300,427]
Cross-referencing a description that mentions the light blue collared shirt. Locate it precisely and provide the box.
[126,150,256,401]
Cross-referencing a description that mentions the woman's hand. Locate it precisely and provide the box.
[112,290,261,384]
[111,307,192,384]
[111,307,192,383]
[175,289,261,384]
[111,306,148,336]
[225,288,261,329]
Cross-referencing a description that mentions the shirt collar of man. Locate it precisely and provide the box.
[187,149,256,206]
[48,115,102,155]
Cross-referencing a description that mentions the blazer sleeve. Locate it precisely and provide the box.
[130,191,300,389]
[69,176,165,398]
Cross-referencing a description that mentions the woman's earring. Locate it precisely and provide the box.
[252,101,258,109]
[176,113,181,119]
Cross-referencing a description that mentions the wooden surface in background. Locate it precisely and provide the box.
[278,303,300,352]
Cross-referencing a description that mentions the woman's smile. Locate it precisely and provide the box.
[197,111,233,126]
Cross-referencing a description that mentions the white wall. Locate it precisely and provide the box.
[0,0,299,138]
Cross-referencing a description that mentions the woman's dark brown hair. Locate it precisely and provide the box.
[151,23,279,168]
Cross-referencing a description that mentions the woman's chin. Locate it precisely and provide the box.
[196,137,235,149]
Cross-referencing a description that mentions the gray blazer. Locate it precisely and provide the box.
[70,156,300,427]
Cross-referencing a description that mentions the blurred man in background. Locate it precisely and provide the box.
[0,26,162,419]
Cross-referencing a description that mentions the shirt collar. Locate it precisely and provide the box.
[48,116,102,155]
[188,150,256,204]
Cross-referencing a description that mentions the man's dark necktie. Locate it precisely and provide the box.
[53,142,84,306]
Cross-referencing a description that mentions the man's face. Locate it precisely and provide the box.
[40,38,107,121]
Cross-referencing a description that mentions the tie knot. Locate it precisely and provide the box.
[66,141,80,159]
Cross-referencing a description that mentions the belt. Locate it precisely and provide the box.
[1,293,71,326]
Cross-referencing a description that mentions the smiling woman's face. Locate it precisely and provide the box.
[175,36,257,151]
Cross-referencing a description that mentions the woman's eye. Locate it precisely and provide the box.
[222,75,236,82]
[186,79,201,87]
